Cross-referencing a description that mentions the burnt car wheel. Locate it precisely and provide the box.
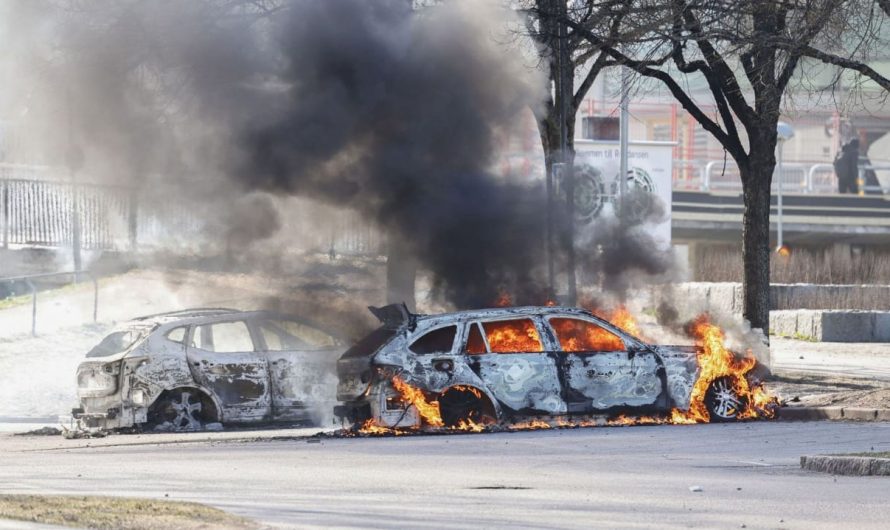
[439,386,498,427]
[147,389,217,431]
[704,376,748,422]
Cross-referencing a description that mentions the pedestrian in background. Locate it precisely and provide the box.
[834,138,860,194]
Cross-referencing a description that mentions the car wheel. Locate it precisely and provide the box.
[704,376,748,422]
[438,387,498,427]
[147,389,216,431]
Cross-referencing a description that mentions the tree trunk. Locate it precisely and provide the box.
[740,141,776,337]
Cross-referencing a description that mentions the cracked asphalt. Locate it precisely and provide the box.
[2,421,889,529]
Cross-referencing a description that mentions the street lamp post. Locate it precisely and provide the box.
[775,122,794,254]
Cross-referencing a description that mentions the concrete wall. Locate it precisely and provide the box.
[771,310,890,342]
[675,282,890,313]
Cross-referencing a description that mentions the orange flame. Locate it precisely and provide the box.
[494,291,512,307]
[391,376,444,427]
[484,320,542,353]
[670,315,776,423]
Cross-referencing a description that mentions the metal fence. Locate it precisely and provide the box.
[1,178,133,249]
[0,165,384,256]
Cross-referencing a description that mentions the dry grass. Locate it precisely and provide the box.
[0,494,257,530]
[695,245,890,285]
[693,245,890,310]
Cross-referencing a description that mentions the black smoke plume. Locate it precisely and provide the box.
[230,0,548,307]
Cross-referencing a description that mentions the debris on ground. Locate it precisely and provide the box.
[14,426,61,436]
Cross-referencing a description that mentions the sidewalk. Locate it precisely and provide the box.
[771,337,890,381]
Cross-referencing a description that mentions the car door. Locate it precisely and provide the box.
[187,320,271,422]
[253,317,341,422]
[464,317,566,416]
[545,315,662,412]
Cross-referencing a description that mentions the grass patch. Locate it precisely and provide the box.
[836,451,890,459]
[0,292,33,310]
[0,494,256,530]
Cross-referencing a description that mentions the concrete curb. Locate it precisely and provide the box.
[777,406,890,421]
[801,455,890,476]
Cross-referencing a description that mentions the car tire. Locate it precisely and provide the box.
[438,387,498,427]
[704,376,748,422]
[147,389,217,432]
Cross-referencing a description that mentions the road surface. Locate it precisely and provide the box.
[2,421,889,529]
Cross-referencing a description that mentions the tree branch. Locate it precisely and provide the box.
[800,45,890,91]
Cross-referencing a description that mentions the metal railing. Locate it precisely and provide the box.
[0,271,97,336]
[693,159,890,195]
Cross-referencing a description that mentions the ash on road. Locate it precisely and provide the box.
[2,422,889,529]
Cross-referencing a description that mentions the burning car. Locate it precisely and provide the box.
[73,308,343,432]
[335,304,770,431]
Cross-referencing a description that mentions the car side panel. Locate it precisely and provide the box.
[654,346,700,410]
[563,351,662,410]
[472,353,566,414]
[263,349,339,421]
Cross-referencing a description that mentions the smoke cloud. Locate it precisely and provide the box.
[4,0,553,308]
[2,0,681,311]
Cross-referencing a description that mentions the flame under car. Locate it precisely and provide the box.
[335,304,755,429]
[73,308,343,432]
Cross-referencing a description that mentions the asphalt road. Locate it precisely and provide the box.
[2,421,889,529]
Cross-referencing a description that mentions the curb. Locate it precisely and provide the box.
[801,455,890,476]
[777,406,890,422]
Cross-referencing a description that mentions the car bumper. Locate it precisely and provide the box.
[72,400,145,431]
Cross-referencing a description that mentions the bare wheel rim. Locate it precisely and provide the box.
[169,391,203,430]
[710,378,742,419]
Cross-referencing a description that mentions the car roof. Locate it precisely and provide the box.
[413,305,593,323]
[128,308,299,327]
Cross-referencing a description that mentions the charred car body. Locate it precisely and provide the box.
[74,308,343,431]
[336,304,747,428]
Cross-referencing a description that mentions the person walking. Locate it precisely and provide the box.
[834,139,860,194]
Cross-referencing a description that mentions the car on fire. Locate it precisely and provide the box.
[335,304,752,428]
[73,308,343,432]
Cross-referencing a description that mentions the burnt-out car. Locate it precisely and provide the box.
[335,304,750,428]
[73,308,343,431]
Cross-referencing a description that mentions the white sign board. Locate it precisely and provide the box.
[572,140,674,247]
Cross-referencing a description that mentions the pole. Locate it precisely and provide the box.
[619,50,630,203]
[777,140,784,249]
[2,182,8,249]
[66,89,82,274]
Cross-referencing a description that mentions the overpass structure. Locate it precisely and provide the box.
[672,190,890,246]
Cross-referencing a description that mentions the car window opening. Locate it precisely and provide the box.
[464,323,487,354]
[481,319,543,353]
[165,326,187,344]
[86,329,146,358]
[259,319,336,351]
[193,321,255,353]
[342,327,397,359]
[409,325,457,354]
[550,317,624,352]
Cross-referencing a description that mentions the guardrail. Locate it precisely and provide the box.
[694,159,890,194]
[0,271,97,336]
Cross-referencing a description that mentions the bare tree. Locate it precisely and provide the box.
[562,0,890,336]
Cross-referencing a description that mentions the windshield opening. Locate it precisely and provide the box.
[86,329,147,358]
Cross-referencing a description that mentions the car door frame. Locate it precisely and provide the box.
[461,315,567,417]
[543,313,667,414]
[184,318,272,423]
[249,315,342,422]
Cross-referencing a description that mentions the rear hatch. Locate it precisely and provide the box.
[336,327,397,401]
